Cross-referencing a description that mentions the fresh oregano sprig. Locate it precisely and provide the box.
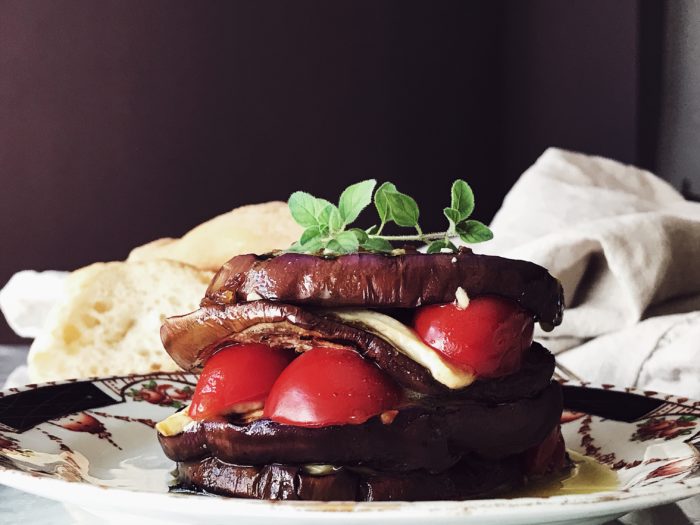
[287,179,493,255]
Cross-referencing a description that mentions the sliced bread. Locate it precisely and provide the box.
[27,260,212,382]
[127,201,302,271]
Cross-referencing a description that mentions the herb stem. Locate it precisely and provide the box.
[287,178,492,255]
[369,232,448,242]
[415,224,424,239]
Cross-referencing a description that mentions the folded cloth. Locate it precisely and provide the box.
[0,271,67,338]
[3,365,28,390]
[474,148,700,397]
[560,313,700,397]
[0,345,30,389]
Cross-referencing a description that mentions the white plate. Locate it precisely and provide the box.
[0,373,698,525]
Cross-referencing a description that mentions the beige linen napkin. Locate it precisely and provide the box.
[476,148,700,396]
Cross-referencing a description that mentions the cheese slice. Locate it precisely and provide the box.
[155,405,265,436]
[302,464,339,476]
[156,407,195,437]
[325,309,474,389]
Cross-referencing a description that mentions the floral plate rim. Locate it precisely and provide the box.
[0,373,698,522]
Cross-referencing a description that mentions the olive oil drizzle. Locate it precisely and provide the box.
[508,451,619,498]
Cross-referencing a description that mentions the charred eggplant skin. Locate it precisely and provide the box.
[160,381,563,472]
[205,249,564,327]
[162,299,554,397]
[174,454,524,501]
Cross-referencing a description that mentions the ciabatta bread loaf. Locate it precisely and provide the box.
[127,201,302,271]
[27,260,212,382]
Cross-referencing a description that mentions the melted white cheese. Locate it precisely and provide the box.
[455,286,470,309]
[156,404,265,437]
[156,407,195,437]
[302,464,339,476]
[326,309,474,389]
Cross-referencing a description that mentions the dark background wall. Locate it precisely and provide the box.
[0,0,686,343]
[657,1,700,196]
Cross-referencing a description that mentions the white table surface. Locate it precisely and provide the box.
[0,344,698,525]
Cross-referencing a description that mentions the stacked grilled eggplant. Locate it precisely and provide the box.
[157,248,568,501]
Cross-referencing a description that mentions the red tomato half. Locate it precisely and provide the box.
[413,296,534,378]
[263,347,402,428]
[189,343,294,420]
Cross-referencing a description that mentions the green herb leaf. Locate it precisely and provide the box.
[315,198,333,211]
[456,220,493,243]
[302,237,326,253]
[328,205,344,233]
[325,231,359,254]
[288,192,334,231]
[386,191,419,227]
[348,228,369,244]
[300,226,321,245]
[338,179,376,225]
[426,239,448,253]
[287,234,326,253]
[443,207,461,228]
[288,191,322,228]
[374,182,398,223]
[451,180,475,221]
[288,178,490,254]
[426,238,459,253]
[362,237,394,252]
[316,202,334,235]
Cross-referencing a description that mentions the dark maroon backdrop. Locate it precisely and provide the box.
[0,1,660,342]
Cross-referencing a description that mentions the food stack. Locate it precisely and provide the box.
[156,248,568,501]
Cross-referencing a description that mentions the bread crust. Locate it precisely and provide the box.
[128,202,302,270]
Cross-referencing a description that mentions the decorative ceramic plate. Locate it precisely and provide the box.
[0,374,698,525]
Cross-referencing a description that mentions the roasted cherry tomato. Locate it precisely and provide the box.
[263,347,402,428]
[189,343,294,420]
[524,425,567,476]
[413,295,534,378]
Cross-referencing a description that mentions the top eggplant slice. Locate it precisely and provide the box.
[205,248,564,327]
